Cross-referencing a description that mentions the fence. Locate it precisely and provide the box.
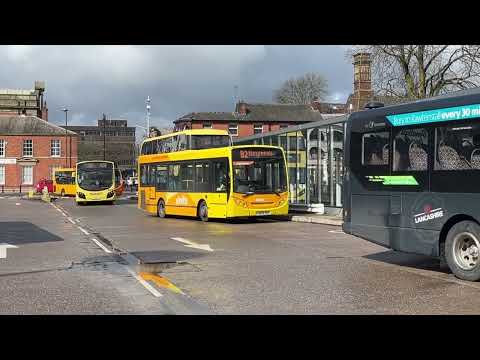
[0,185,35,194]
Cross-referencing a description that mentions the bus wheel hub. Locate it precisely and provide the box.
[454,232,480,270]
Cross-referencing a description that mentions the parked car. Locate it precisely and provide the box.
[35,179,54,193]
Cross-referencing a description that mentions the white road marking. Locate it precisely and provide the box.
[67,217,76,224]
[0,243,18,259]
[78,227,90,236]
[170,237,214,252]
[127,268,163,298]
[15,203,20,206]
[328,230,345,234]
[90,238,112,254]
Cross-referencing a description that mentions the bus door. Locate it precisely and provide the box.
[209,159,229,218]
[140,164,156,209]
[350,128,392,246]
[388,127,430,229]
[147,165,156,204]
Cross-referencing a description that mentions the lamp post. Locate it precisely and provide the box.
[146,96,151,137]
[61,107,69,167]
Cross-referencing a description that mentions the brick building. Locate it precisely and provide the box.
[174,101,326,138]
[0,81,49,120]
[345,52,406,112]
[63,116,136,170]
[0,115,78,192]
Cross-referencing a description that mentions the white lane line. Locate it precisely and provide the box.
[171,237,214,252]
[127,268,163,298]
[67,217,76,224]
[90,238,112,254]
[78,227,90,236]
[0,243,18,259]
[328,230,345,234]
[56,208,62,212]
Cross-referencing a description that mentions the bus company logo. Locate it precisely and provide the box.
[175,196,188,206]
[240,150,274,159]
[414,204,444,224]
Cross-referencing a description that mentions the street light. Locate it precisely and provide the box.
[60,107,69,168]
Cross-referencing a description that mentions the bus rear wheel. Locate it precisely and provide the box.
[198,200,208,222]
[445,220,480,281]
[157,199,166,218]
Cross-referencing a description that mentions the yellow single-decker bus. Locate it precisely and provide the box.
[53,168,76,197]
[75,160,116,205]
[138,144,289,221]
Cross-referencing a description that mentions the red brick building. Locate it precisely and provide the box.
[174,101,326,138]
[0,115,78,192]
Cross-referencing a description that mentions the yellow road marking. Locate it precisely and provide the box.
[139,272,185,295]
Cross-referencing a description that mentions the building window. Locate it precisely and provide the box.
[254,124,263,134]
[23,139,33,157]
[22,166,33,185]
[51,139,61,157]
[203,123,212,129]
[0,165,4,185]
[229,124,238,136]
[0,139,4,157]
[280,124,289,129]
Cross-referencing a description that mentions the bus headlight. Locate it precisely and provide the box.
[107,191,115,198]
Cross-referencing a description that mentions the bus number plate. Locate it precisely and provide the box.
[256,211,271,216]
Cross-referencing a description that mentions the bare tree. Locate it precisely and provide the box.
[274,72,329,104]
[349,45,480,99]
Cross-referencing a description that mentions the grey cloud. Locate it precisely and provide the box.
[0,45,353,132]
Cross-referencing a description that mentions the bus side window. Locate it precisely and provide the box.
[195,162,211,192]
[156,165,168,190]
[362,132,390,166]
[213,159,228,192]
[140,165,148,186]
[169,164,180,191]
[393,128,428,171]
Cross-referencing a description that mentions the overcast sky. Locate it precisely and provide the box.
[0,45,353,136]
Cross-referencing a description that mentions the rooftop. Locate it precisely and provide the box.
[0,115,77,136]
[176,102,325,123]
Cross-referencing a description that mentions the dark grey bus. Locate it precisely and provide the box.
[343,88,480,281]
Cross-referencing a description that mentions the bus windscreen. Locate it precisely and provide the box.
[77,162,113,191]
[232,148,287,194]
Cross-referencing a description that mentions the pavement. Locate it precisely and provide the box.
[45,195,480,314]
[0,196,177,314]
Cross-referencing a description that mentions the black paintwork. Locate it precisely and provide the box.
[343,88,480,258]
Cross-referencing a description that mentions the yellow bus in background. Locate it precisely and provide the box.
[138,144,289,221]
[53,168,76,197]
[75,160,116,205]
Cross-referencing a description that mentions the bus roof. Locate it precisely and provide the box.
[142,129,229,143]
[349,87,480,124]
[76,160,114,165]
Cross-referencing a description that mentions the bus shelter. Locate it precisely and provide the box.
[234,115,347,214]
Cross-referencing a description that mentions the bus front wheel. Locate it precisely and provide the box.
[445,220,480,281]
[157,199,166,218]
[198,201,208,222]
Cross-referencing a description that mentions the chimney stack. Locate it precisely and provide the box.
[352,52,373,111]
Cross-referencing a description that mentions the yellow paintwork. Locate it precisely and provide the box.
[75,161,116,203]
[138,145,289,219]
[53,168,76,196]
